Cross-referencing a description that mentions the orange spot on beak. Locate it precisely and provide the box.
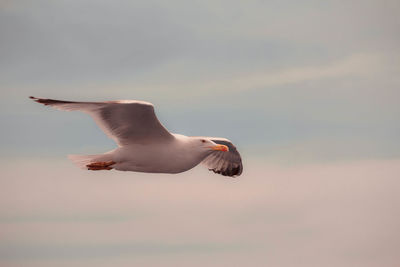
[211,144,229,152]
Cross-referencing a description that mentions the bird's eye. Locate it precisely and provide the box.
[201,139,206,143]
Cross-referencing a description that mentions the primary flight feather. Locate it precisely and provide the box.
[30,96,243,177]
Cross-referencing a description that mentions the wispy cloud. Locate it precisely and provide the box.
[193,53,381,93]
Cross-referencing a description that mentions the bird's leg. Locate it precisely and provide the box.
[86,161,116,171]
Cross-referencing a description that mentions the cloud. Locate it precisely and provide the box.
[0,0,399,161]
[1,158,399,266]
[183,53,381,93]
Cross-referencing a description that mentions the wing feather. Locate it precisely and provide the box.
[30,96,173,146]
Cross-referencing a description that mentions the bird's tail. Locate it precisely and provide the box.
[68,154,113,169]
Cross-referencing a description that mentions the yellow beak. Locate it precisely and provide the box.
[211,144,229,152]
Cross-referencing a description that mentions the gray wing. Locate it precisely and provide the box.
[202,137,243,177]
[30,96,174,146]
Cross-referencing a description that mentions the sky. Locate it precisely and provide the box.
[0,0,399,266]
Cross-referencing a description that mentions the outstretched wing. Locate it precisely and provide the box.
[30,96,174,146]
[202,137,243,177]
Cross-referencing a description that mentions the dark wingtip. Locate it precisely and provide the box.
[30,96,42,104]
[30,96,50,105]
[209,165,242,178]
[29,96,41,102]
[30,96,40,103]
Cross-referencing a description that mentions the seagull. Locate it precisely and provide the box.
[30,96,243,177]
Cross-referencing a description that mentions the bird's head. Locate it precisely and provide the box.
[190,137,229,153]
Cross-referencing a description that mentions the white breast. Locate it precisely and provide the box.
[110,136,207,173]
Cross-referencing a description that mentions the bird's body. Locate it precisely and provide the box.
[31,96,243,177]
[97,134,212,173]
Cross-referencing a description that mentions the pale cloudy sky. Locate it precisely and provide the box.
[0,1,399,266]
[1,0,399,161]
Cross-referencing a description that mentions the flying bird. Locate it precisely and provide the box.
[30,96,243,177]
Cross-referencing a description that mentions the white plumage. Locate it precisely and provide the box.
[30,96,243,177]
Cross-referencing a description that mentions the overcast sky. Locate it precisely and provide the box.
[1,0,399,161]
[1,1,400,266]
